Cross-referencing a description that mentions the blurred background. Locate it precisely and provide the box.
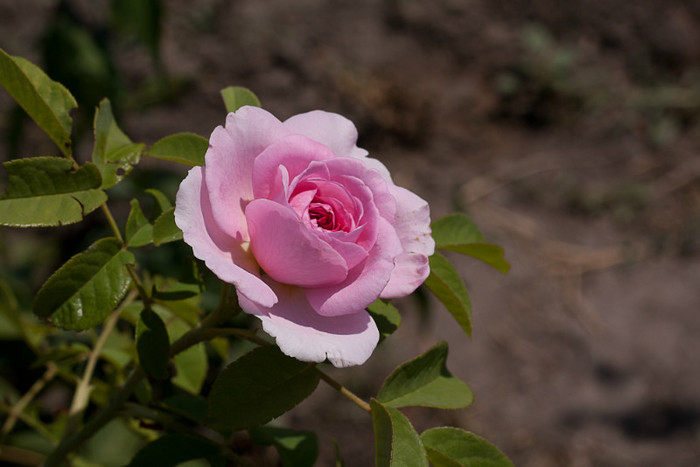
[1,0,699,465]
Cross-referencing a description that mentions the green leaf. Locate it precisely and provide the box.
[0,280,22,339]
[146,133,208,166]
[371,399,428,467]
[207,346,320,432]
[92,98,144,188]
[367,299,401,340]
[125,198,153,247]
[423,253,472,337]
[220,86,261,113]
[0,48,77,156]
[250,426,318,467]
[377,341,473,409]
[136,308,170,380]
[33,237,135,330]
[431,213,510,273]
[420,427,513,467]
[152,262,203,301]
[145,188,171,215]
[126,434,223,467]
[153,207,182,245]
[0,157,106,227]
[159,307,207,394]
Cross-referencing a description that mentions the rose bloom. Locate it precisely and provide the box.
[175,106,434,367]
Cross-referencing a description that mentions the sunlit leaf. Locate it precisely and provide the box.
[432,213,510,273]
[250,426,318,467]
[125,198,153,247]
[207,346,319,432]
[136,308,170,380]
[377,341,473,409]
[146,133,208,166]
[153,207,182,245]
[367,299,401,341]
[0,157,106,227]
[92,98,144,188]
[33,237,134,330]
[420,427,513,467]
[0,47,77,156]
[127,434,224,467]
[220,86,261,113]
[371,399,428,467]
[424,253,472,337]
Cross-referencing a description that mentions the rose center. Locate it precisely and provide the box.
[309,202,338,230]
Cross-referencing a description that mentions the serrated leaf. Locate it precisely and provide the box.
[220,86,261,113]
[424,252,472,337]
[153,206,182,245]
[146,132,208,166]
[0,157,106,227]
[92,98,144,188]
[371,399,428,467]
[207,346,319,432]
[367,299,401,340]
[125,198,153,247]
[432,213,510,273]
[250,426,319,467]
[0,48,77,156]
[33,237,134,330]
[126,434,223,467]
[377,341,473,409]
[136,308,170,380]
[420,427,513,467]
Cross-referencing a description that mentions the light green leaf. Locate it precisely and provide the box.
[125,198,153,247]
[367,299,401,340]
[0,157,106,227]
[420,427,513,467]
[377,341,473,409]
[92,98,144,188]
[220,86,261,113]
[136,308,170,380]
[127,434,223,467]
[0,48,77,156]
[207,346,319,432]
[424,252,472,337]
[371,399,428,467]
[153,206,182,245]
[431,213,510,273]
[146,133,208,166]
[33,237,135,330]
[250,426,318,467]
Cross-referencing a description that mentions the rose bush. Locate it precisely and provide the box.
[175,106,434,367]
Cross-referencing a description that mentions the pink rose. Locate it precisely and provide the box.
[175,106,434,367]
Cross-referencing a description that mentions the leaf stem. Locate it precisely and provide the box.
[316,370,371,413]
[100,203,124,244]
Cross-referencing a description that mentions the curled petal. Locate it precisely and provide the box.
[283,110,368,158]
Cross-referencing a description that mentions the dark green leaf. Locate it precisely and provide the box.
[92,98,144,188]
[127,433,222,467]
[0,48,77,156]
[33,237,134,330]
[377,341,473,409]
[0,157,106,227]
[158,306,206,394]
[153,207,182,245]
[136,308,170,380]
[421,427,513,467]
[207,346,319,432]
[220,86,261,113]
[424,253,472,337]
[431,213,510,273]
[367,299,401,340]
[250,426,318,467]
[145,188,171,215]
[126,198,153,247]
[146,132,208,166]
[162,393,208,425]
[371,399,428,467]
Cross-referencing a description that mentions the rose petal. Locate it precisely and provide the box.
[238,283,379,367]
[306,217,403,316]
[205,107,290,242]
[174,167,277,307]
[380,185,435,298]
[283,110,368,158]
[246,198,349,287]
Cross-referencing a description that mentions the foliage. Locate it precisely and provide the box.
[0,48,512,466]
